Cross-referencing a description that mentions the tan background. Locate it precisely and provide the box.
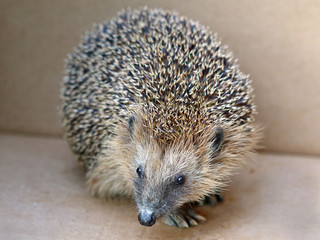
[1,0,320,155]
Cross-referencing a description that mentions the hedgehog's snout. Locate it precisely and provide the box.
[138,210,156,227]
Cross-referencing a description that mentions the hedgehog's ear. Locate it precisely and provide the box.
[210,127,224,155]
[128,115,136,139]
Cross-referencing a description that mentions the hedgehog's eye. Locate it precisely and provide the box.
[136,166,143,178]
[175,175,185,185]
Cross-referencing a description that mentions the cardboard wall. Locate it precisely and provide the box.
[1,0,320,155]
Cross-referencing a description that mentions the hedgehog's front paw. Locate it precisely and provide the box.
[162,209,206,228]
[198,193,224,206]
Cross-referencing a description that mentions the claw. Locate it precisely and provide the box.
[204,195,218,206]
[215,193,224,202]
[198,193,224,206]
[162,209,206,228]
[170,214,189,228]
[183,212,198,227]
[187,209,206,222]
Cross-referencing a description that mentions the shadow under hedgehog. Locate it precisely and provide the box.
[61,7,259,228]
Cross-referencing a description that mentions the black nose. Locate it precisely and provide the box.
[138,211,156,227]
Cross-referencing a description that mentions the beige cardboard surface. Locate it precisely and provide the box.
[1,0,320,155]
[1,133,319,239]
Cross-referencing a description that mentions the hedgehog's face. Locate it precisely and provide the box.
[128,117,224,227]
[132,142,197,227]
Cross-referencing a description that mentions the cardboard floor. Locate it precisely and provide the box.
[1,134,319,240]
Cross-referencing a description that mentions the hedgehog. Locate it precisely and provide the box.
[61,7,259,228]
